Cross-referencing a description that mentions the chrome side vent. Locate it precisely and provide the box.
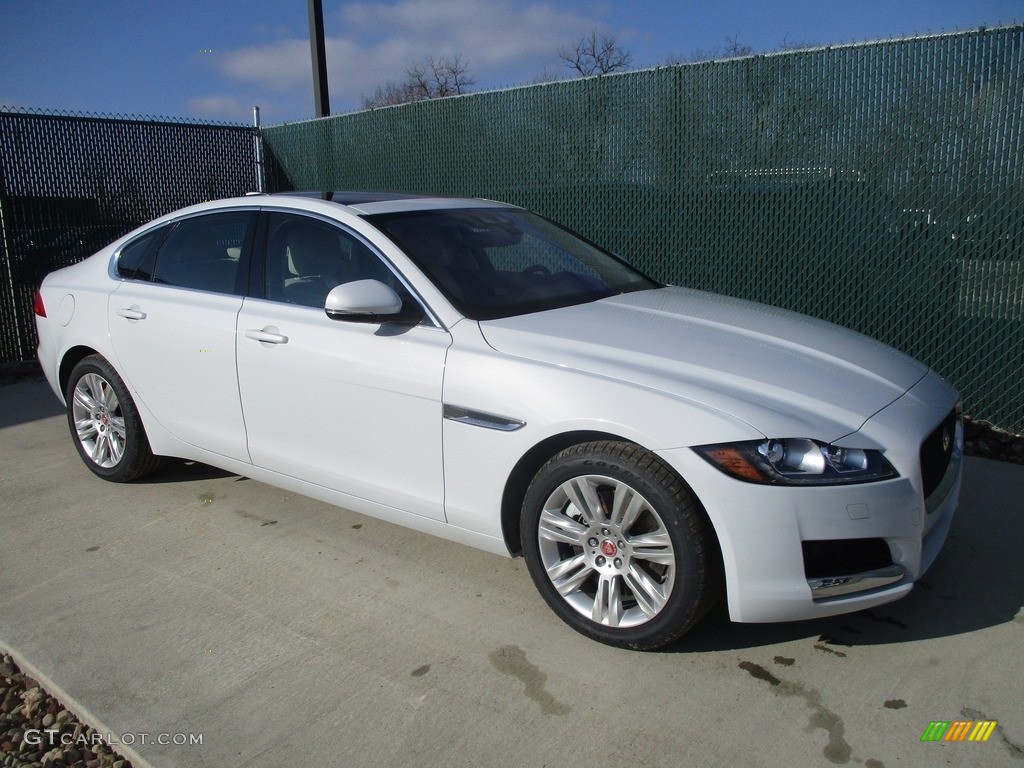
[443,405,525,432]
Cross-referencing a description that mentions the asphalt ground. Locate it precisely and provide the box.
[1,378,1022,768]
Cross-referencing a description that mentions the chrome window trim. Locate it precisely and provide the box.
[108,206,263,283]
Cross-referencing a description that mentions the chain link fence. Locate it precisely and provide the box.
[0,26,1020,432]
[263,25,1024,432]
[0,108,258,362]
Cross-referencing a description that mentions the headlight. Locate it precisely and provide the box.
[694,438,898,486]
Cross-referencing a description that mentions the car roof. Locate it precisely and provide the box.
[271,190,427,205]
[264,190,516,216]
[112,192,519,248]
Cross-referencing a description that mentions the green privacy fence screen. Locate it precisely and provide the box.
[263,25,1024,433]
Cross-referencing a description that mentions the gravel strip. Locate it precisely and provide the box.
[964,417,1024,465]
[0,654,133,768]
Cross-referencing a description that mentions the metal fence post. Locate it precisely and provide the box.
[0,143,29,361]
[254,106,266,193]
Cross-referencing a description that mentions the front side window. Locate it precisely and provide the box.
[151,212,252,295]
[263,213,414,311]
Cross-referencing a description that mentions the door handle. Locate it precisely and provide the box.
[116,307,147,320]
[245,328,289,345]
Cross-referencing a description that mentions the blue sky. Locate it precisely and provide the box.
[1,0,1020,124]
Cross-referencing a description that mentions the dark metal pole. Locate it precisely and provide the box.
[307,0,331,118]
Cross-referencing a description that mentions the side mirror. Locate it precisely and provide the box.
[324,280,422,324]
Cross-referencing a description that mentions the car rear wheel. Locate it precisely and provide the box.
[66,355,160,482]
[521,441,719,649]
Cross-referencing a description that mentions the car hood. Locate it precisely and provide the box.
[478,287,929,443]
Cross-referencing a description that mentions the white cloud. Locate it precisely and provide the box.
[217,38,312,92]
[212,0,601,113]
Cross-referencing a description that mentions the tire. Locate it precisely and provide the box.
[65,355,160,482]
[521,441,720,650]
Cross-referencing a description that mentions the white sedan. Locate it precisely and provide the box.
[34,192,963,649]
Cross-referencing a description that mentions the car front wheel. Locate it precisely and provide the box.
[66,355,160,482]
[521,441,720,649]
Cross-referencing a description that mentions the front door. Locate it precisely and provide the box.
[236,211,451,520]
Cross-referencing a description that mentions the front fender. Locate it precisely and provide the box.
[440,322,761,541]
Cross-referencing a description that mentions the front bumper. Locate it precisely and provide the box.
[659,371,962,624]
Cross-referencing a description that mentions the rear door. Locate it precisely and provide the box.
[108,210,256,462]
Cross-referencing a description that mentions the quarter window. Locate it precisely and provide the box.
[116,228,164,281]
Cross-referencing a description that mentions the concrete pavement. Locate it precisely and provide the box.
[1,378,1022,767]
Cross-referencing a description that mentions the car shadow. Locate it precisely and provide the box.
[135,458,239,484]
[0,379,64,428]
[665,457,1024,652]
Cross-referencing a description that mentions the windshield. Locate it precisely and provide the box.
[366,208,659,320]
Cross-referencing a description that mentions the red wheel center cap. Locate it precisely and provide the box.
[600,540,617,557]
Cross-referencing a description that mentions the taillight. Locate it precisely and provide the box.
[33,290,46,317]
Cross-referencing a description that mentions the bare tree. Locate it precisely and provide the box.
[559,30,632,77]
[674,35,816,65]
[361,79,421,109]
[530,65,564,85]
[362,55,475,109]
[407,54,475,98]
[777,34,817,52]
[684,34,755,63]
[723,35,754,58]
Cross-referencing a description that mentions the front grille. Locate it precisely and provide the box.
[802,538,893,580]
[920,408,958,500]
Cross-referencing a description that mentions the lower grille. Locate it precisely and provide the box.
[802,538,893,579]
[803,538,903,599]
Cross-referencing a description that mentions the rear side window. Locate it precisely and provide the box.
[152,212,253,295]
[116,229,164,281]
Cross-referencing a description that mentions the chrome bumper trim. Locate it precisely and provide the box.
[808,564,907,599]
